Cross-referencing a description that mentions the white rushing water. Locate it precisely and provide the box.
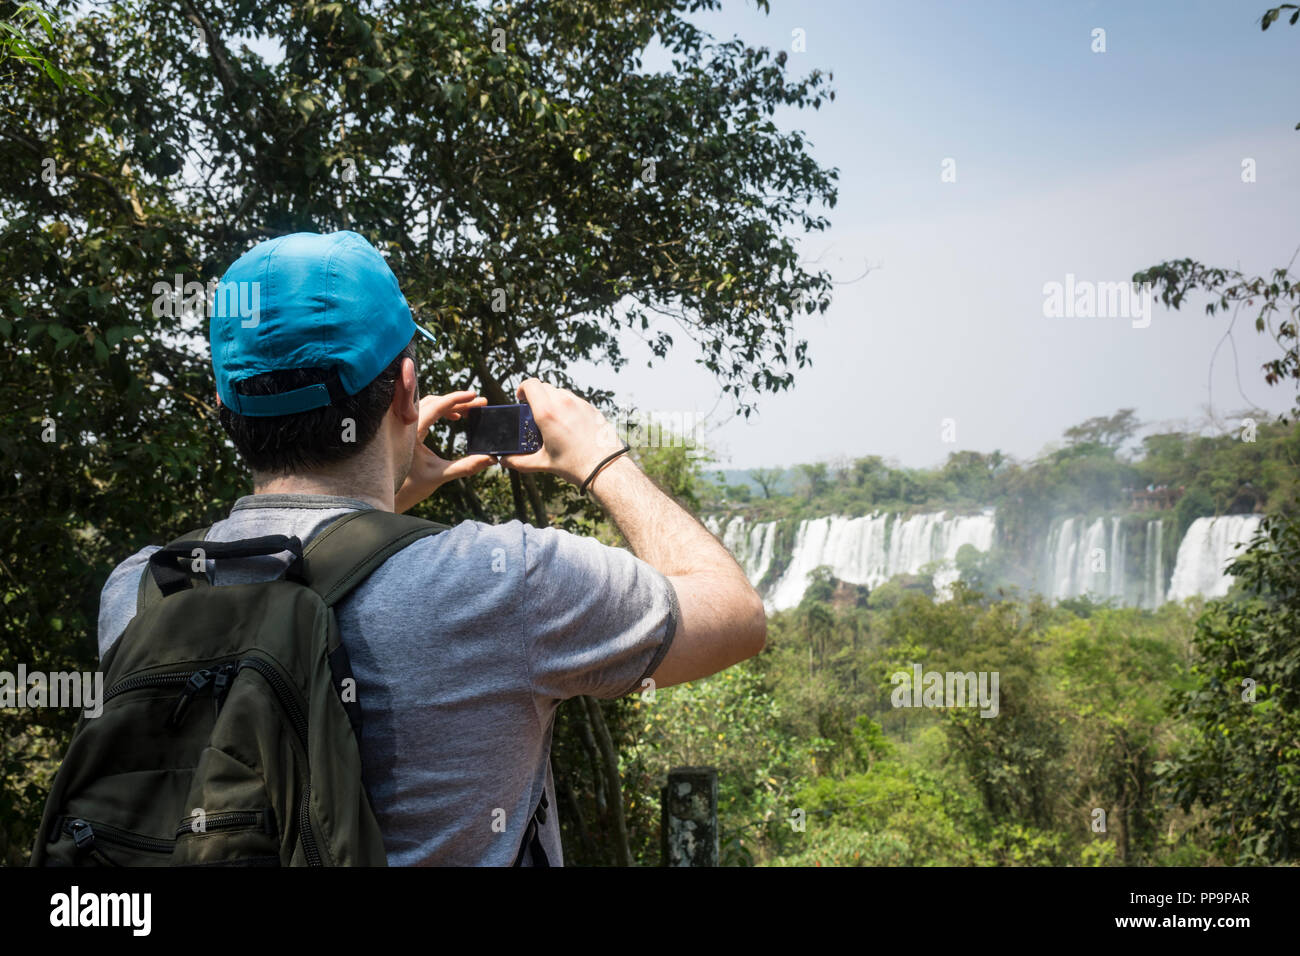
[710,509,1264,610]
[712,511,996,611]
[707,515,779,585]
[1167,515,1262,601]
[1040,516,1167,608]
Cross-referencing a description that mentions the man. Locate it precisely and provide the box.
[96,231,766,865]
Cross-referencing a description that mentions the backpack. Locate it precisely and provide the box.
[30,508,447,867]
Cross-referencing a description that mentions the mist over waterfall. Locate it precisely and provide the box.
[1167,515,1262,601]
[709,509,1264,611]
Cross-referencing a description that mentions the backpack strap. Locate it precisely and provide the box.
[136,525,212,615]
[302,509,450,607]
[301,510,450,742]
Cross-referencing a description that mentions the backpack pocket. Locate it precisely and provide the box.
[170,744,287,866]
[172,807,280,866]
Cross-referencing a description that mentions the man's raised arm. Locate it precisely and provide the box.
[503,379,767,689]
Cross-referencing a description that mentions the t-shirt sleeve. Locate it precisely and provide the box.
[97,546,160,660]
[523,524,679,702]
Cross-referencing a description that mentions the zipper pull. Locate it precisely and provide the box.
[212,663,237,713]
[69,818,95,852]
[166,669,212,729]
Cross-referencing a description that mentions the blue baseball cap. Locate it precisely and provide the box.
[210,231,437,417]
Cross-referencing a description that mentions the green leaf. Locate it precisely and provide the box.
[105,325,139,346]
[48,324,77,350]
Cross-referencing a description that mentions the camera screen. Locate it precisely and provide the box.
[467,406,520,453]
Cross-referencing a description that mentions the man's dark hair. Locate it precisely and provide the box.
[218,336,418,475]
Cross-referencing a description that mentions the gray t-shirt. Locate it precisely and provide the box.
[97,493,678,866]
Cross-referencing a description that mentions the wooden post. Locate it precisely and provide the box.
[661,766,718,866]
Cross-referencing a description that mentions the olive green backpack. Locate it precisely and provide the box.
[30,509,447,867]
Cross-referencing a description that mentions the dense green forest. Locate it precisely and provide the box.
[625,575,1294,866]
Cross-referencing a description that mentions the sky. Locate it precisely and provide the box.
[570,0,1300,470]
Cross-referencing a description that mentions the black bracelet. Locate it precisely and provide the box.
[580,444,631,496]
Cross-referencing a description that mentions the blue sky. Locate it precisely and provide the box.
[575,0,1300,469]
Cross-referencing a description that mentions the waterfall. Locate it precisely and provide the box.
[1143,519,1163,608]
[1167,515,1262,601]
[713,515,778,585]
[709,508,1264,612]
[1110,518,1126,602]
[1045,520,1107,600]
[1041,516,1168,608]
[758,510,996,611]
[1038,513,1261,607]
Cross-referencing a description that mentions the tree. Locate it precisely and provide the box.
[723,482,752,502]
[1160,505,1300,862]
[941,449,1005,501]
[797,461,829,501]
[0,0,838,863]
[0,3,93,100]
[751,466,785,499]
[1135,258,1300,418]
[630,439,713,514]
[1062,408,1139,450]
[798,567,836,676]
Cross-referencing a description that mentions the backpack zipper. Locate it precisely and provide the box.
[103,669,193,705]
[235,658,307,742]
[212,662,237,711]
[175,808,276,838]
[166,668,213,728]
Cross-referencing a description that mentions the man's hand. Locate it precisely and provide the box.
[500,378,626,486]
[395,390,496,513]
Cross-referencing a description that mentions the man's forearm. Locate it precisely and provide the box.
[587,455,746,579]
